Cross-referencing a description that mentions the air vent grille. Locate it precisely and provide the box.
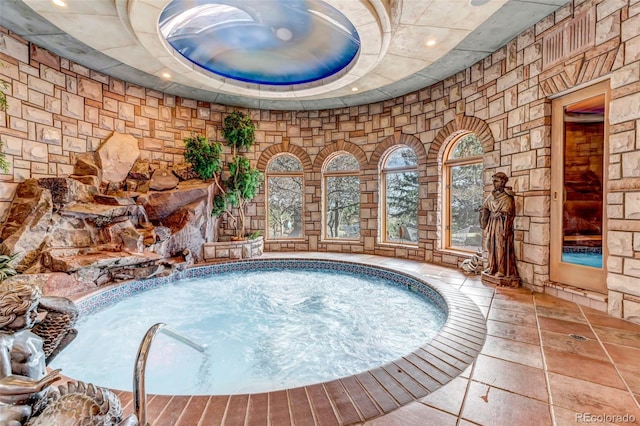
[543,9,595,69]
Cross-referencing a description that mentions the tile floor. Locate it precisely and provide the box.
[116,252,640,425]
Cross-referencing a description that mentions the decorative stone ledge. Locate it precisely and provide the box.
[203,236,264,261]
[544,280,608,312]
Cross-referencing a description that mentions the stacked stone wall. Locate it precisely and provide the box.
[2,0,640,320]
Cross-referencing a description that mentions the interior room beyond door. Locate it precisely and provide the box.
[550,81,608,293]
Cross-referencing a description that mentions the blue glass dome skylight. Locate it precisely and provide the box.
[159,0,361,86]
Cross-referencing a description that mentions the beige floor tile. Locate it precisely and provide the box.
[592,325,640,349]
[604,342,640,368]
[537,316,596,338]
[583,310,640,333]
[458,278,490,289]
[419,376,468,415]
[548,372,640,418]
[488,307,538,327]
[364,402,458,426]
[465,294,493,307]
[460,363,474,379]
[460,286,496,298]
[551,405,636,426]
[480,335,543,369]
[493,288,535,303]
[534,294,582,311]
[471,354,548,401]
[618,365,640,396]
[491,297,535,313]
[486,319,540,345]
[540,330,609,362]
[461,381,552,426]
[458,420,482,426]
[604,343,640,394]
[543,347,627,390]
[536,305,587,323]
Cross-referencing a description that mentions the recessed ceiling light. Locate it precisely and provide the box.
[52,0,66,7]
[351,87,358,92]
[161,72,171,79]
[426,39,437,47]
[275,28,293,42]
[469,0,490,5]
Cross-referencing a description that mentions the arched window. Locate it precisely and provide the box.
[380,146,418,244]
[266,154,303,240]
[443,133,483,252]
[323,152,360,240]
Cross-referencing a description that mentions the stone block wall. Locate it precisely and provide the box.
[2,0,640,321]
[203,237,265,261]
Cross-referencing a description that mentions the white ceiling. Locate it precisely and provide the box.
[0,0,570,110]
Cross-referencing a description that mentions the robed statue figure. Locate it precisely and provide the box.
[480,172,520,287]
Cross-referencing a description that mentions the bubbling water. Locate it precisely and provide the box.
[52,268,446,395]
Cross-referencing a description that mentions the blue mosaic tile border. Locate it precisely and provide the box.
[562,246,602,254]
[76,259,449,318]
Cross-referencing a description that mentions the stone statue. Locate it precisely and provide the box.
[0,283,137,425]
[480,172,520,287]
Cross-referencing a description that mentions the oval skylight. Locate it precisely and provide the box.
[159,0,361,86]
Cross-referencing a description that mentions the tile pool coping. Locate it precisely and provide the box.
[70,257,487,425]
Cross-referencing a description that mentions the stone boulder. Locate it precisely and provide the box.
[97,132,140,183]
[162,198,209,261]
[50,224,95,249]
[128,159,151,180]
[103,220,144,253]
[73,152,102,181]
[38,178,97,206]
[172,163,198,181]
[0,179,53,272]
[149,169,179,191]
[41,247,165,286]
[136,180,211,221]
[0,145,221,290]
[42,248,162,273]
[71,175,101,188]
[60,203,147,228]
[1,273,95,298]
[93,194,137,206]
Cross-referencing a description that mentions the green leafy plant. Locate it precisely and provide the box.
[0,253,18,282]
[0,140,9,175]
[0,78,7,111]
[183,132,223,180]
[213,111,263,240]
[246,231,262,240]
[0,67,9,174]
[221,110,255,152]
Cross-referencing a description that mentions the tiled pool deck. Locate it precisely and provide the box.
[94,252,640,425]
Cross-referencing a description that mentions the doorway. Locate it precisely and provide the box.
[550,81,609,293]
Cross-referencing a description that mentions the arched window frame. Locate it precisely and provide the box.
[322,151,360,241]
[380,145,419,245]
[442,132,484,252]
[265,153,304,240]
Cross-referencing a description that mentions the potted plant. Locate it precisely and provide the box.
[212,111,263,240]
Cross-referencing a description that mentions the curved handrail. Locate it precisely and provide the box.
[133,323,206,425]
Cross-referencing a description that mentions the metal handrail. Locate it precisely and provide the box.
[133,323,206,425]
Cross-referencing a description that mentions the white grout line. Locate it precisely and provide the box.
[532,295,557,426]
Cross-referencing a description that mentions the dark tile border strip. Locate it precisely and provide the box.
[71,257,487,425]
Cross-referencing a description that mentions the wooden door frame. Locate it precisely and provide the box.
[550,80,609,293]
